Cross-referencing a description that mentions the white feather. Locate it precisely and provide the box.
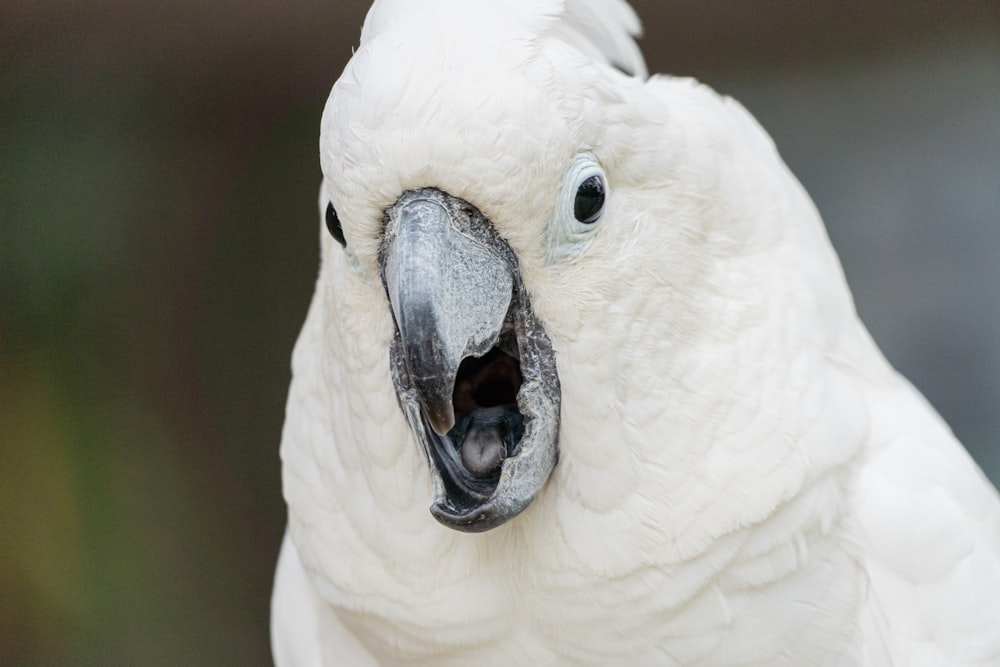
[274,1,1000,664]
[554,0,647,78]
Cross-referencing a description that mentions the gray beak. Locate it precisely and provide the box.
[378,188,561,532]
[381,193,515,436]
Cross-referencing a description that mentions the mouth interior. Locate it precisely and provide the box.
[429,330,525,507]
[452,337,522,420]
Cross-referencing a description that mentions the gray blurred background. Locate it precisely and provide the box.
[2,2,998,665]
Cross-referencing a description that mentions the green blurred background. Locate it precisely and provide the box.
[2,2,998,665]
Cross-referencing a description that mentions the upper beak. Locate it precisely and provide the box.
[377,187,561,532]
[380,190,515,435]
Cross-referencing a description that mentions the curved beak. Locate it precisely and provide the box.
[381,191,514,435]
[378,188,560,532]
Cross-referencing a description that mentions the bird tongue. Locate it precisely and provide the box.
[453,405,525,478]
[449,345,525,478]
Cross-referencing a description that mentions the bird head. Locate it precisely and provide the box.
[302,0,856,539]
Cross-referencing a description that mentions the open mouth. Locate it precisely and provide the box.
[380,187,560,532]
[426,330,525,510]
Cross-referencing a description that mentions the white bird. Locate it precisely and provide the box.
[271,1,1000,665]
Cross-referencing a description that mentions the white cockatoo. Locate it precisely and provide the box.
[271,1,1000,664]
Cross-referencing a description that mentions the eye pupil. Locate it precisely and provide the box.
[574,175,605,224]
[325,202,346,247]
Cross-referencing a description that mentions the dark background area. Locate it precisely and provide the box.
[2,2,998,665]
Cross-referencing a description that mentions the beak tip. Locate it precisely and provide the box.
[412,379,457,435]
[428,409,456,436]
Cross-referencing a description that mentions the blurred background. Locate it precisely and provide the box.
[2,1,998,664]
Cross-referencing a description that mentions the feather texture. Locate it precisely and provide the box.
[556,0,647,77]
[273,1,1000,664]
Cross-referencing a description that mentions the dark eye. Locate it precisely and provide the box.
[325,202,346,247]
[574,175,605,224]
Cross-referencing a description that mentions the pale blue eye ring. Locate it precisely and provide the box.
[546,154,608,262]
